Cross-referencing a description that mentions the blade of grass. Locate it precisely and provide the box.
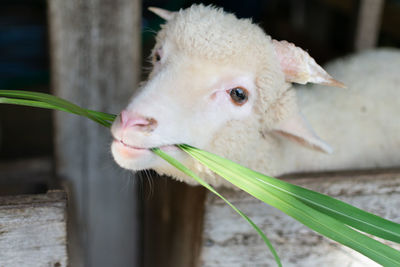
[152,147,282,267]
[1,97,72,113]
[0,90,111,126]
[179,145,400,243]
[1,96,112,127]
[0,90,87,112]
[86,110,116,122]
[179,145,400,266]
[3,90,400,266]
[0,93,114,127]
[1,96,116,123]
[1,91,282,265]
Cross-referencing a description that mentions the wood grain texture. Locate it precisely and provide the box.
[200,170,400,267]
[48,1,141,266]
[0,191,67,267]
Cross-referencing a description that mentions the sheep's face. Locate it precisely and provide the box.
[111,53,259,172]
[111,5,341,182]
[110,5,270,174]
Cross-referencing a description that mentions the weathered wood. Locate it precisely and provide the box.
[354,0,384,51]
[200,170,400,266]
[48,1,141,266]
[0,190,67,267]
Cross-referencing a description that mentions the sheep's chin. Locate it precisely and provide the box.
[111,139,179,171]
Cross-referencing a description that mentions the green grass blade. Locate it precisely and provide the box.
[262,176,400,243]
[0,89,85,111]
[151,147,282,267]
[1,96,116,125]
[86,110,116,122]
[0,91,115,127]
[1,97,72,113]
[179,145,400,266]
[1,91,281,265]
[3,90,400,265]
[0,90,111,126]
[179,145,400,243]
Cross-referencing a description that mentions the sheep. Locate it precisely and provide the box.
[110,4,400,187]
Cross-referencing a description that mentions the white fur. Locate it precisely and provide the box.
[111,5,400,187]
[283,48,400,173]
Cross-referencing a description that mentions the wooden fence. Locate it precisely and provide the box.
[0,191,67,267]
[200,170,400,266]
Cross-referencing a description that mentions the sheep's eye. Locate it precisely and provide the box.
[154,51,161,62]
[229,87,248,105]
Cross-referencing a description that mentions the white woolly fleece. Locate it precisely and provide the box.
[282,48,400,174]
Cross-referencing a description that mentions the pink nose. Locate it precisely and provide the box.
[120,110,157,131]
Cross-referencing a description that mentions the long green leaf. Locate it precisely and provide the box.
[0,91,115,127]
[178,145,400,243]
[3,90,400,266]
[152,147,282,267]
[179,145,400,266]
[1,97,72,113]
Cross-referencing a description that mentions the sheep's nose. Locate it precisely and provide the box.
[120,110,157,132]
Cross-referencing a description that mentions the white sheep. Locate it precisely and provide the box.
[111,4,400,187]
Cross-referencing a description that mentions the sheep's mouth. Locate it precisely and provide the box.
[113,139,152,152]
[114,139,178,152]
[118,140,148,151]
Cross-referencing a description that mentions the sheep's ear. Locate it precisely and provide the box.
[148,7,176,21]
[272,40,345,88]
[273,112,333,153]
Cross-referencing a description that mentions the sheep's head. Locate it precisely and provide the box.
[111,5,343,185]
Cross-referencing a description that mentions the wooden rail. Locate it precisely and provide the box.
[200,169,400,266]
[0,190,67,267]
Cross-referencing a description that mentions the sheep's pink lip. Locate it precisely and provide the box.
[113,139,178,152]
[115,139,149,151]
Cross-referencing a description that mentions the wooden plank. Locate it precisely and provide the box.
[0,190,67,267]
[48,1,141,266]
[200,170,400,266]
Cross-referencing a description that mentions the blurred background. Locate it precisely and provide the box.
[0,0,399,266]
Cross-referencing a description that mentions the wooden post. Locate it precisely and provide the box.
[48,1,141,266]
[0,191,67,267]
[354,0,385,51]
